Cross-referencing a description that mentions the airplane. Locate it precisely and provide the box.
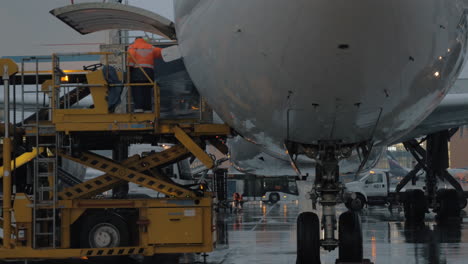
[159,2,468,263]
[175,0,467,263]
[23,0,468,263]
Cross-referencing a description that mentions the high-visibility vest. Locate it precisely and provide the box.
[128,38,162,69]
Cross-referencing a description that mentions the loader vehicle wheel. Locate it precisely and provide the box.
[80,213,130,248]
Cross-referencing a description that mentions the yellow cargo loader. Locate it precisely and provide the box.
[0,51,230,261]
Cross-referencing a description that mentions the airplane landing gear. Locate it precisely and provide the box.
[295,143,368,264]
[312,145,341,253]
[397,129,467,222]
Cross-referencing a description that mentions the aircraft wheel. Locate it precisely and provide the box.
[338,211,363,262]
[436,189,461,221]
[80,213,130,248]
[269,192,280,204]
[296,212,321,264]
[345,194,366,211]
[460,196,467,209]
[454,190,467,210]
[403,189,426,224]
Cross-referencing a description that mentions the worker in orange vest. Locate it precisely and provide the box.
[128,37,162,112]
[233,192,244,212]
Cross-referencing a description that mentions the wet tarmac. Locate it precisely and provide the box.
[182,200,468,264]
[20,199,468,264]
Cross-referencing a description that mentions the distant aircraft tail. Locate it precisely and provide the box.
[386,151,409,177]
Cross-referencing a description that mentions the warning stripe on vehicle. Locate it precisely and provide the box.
[81,247,146,256]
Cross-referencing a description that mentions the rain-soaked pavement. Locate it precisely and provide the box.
[30,198,468,264]
[182,200,468,264]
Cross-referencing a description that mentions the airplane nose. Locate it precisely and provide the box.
[275,1,464,144]
[176,0,466,147]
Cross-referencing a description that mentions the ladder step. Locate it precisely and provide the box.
[36,233,53,236]
[36,201,54,206]
[37,144,56,147]
[34,247,57,250]
[21,124,47,128]
[22,123,55,128]
[35,205,54,209]
[22,124,55,127]
[35,207,55,211]
[36,217,54,221]
[23,91,50,94]
[36,158,56,162]
[22,107,52,111]
[37,173,54,178]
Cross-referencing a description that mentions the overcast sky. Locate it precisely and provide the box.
[0,0,175,57]
[128,0,174,20]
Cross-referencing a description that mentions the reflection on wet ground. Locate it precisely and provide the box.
[183,201,468,264]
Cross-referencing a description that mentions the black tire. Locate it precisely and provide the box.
[143,254,180,264]
[338,211,363,262]
[460,196,468,210]
[436,189,461,221]
[403,189,426,224]
[269,193,280,204]
[296,212,321,264]
[345,194,366,211]
[79,213,130,248]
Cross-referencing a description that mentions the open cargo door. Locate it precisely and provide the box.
[50,2,176,40]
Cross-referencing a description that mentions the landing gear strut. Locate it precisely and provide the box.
[312,146,341,252]
[295,143,367,264]
[397,129,467,222]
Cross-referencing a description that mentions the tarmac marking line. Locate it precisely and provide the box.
[251,203,278,231]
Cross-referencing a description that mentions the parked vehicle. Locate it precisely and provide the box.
[227,176,299,204]
[344,169,422,210]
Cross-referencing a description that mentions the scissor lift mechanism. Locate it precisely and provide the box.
[0,54,231,260]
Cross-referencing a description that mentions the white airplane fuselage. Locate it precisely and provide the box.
[174,1,468,156]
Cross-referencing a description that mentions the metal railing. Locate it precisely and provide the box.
[20,56,52,125]
[18,49,212,123]
[50,51,160,117]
